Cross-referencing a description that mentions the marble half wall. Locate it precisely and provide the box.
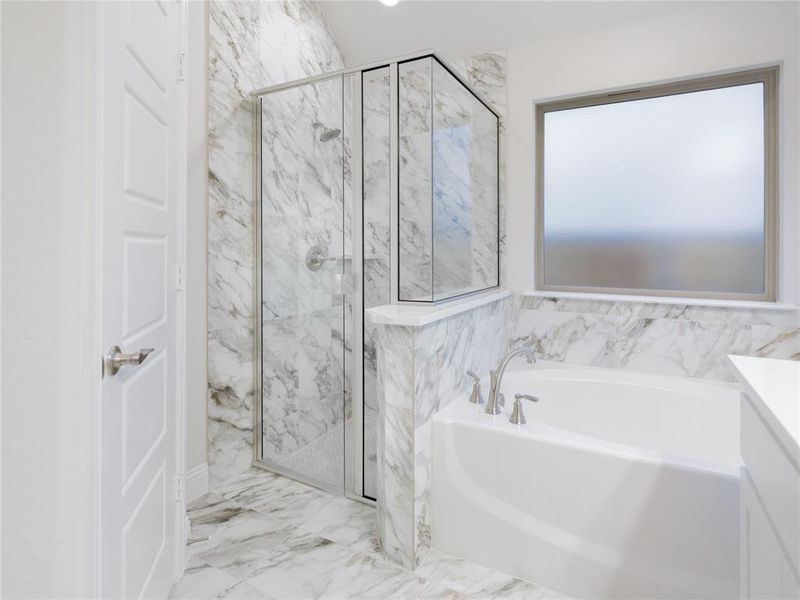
[512,295,800,381]
[370,292,513,568]
[207,0,344,485]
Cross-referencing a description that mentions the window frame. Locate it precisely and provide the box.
[534,66,779,302]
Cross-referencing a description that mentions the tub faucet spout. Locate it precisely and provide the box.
[486,348,536,415]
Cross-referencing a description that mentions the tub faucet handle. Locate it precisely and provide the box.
[510,393,539,425]
[466,370,484,405]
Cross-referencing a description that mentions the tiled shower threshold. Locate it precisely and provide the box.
[171,468,570,599]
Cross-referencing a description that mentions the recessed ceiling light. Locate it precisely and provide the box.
[379,0,400,6]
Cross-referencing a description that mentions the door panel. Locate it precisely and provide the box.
[123,92,169,206]
[122,467,167,600]
[122,235,168,338]
[125,0,169,93]
[121,353,167,486]
[100,1,179,598]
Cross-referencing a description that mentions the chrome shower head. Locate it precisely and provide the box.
[312,120,341,142]
[319,127,341,142]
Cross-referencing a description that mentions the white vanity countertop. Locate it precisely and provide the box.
[729,355,800,460]
[366,289,512,327]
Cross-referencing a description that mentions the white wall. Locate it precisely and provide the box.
[505,1,800,303]
[1,2,99,597]
[184,0,209,499]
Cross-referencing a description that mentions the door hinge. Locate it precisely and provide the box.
[175,263,185,291]
[175,476,185,504]
[176,53,185,82]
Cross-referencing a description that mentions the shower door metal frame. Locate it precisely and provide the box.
[251,73,352,497]
[253,94,263,466]
[251,50,500,500]
[350,71,365,499]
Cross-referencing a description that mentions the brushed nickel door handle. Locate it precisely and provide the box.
[103,346,154,377]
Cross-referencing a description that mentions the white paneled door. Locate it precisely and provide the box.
[99,1,182,598]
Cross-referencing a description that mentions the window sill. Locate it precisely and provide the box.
[523,289,800,312]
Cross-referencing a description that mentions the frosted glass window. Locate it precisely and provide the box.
[538,70,776,300]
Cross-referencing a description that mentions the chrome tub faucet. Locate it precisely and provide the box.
[486,348,536,415]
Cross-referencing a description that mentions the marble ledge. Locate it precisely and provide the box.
[729,355,800,465]
[523,289,800,313]
[366,289,512,327]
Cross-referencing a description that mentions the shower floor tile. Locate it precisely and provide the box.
[171,468,570,600]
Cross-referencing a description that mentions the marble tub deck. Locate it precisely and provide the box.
[170,468,569,599]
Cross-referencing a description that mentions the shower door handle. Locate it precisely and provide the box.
[103,345,154,377]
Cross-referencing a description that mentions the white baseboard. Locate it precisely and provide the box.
[185,463,209,502]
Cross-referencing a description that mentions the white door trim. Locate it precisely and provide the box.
[174,0,189,580]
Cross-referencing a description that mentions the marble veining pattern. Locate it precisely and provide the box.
[372,296,513,568]
[513,295,800,381]
[171,467,565,600]
[208,0,345,485]
[397,54,504,302]
[211,11,509,493]
[449,51,507,287]
[371,290,796,570]
[259,73,348,484]
[375,324,416,568]
[397,58,434,301]
[431,59,499,299]
[362,66,393,499]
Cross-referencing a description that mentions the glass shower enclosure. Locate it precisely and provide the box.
[253,53,499,501]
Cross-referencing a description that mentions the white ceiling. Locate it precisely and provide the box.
[316,1,698,66]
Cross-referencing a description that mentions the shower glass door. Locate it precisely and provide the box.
[258,75,346,493]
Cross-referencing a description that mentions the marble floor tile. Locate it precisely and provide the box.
[174,469,570,600]
[242,531,414,599]
[469,570,548,599]
[413,547,498,593]
[297,496,380,557]
[215,468,334,526]
[415,548,546,598]
[186,494,253,552]
[169,557,262,599]
[386,575,467,599]
[187,494,298,579]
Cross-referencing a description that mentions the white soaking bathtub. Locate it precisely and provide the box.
[431,365,741,599]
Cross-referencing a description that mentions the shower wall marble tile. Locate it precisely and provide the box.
[208,0,344,485]
[430,59,499,299]
[450,52,508,286]
[371,294,513,569]
[397,58,435,301]
[260,74,348,490]
[397,53,506,301]
[511,295,800,381]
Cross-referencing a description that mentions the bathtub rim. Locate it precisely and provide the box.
[500,360,743,398]
[435,399,742,479]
